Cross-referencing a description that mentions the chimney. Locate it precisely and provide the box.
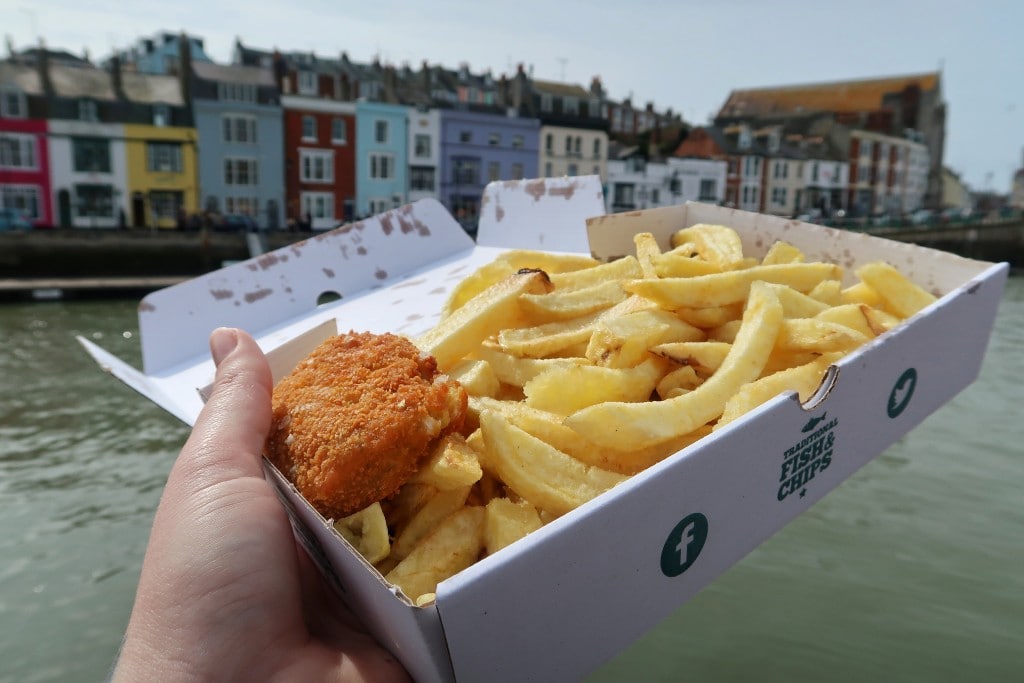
[109,54,126,99]
[420,60,431,97]
[272,49,286,91]
[37,38,54,98]
[384,65,398,103]
[177,33,194,111]
[590,75,603,98]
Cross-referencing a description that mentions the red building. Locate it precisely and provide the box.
[281,96,357,229]
[0,117,53,227]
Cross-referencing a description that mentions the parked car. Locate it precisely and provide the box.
[909,209,935,225]
[0,208,32,232]
[216,213,259,232]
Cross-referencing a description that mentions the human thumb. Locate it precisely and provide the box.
[175,328,274,488]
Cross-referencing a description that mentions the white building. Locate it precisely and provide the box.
[605,156,726,213]
[407,107,440,203]
[48,120,129,228]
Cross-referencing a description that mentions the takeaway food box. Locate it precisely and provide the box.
[80,176,1008,681]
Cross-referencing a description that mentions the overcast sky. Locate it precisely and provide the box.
[6,0,1022,191]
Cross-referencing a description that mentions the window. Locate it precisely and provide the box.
[574,137,582,157]
[410,166,435,191]
[811,162,820,183]
[414,134,431,158]
[488,161,500,182]
[564,97,578,116]
[835,164,843,184]
[301,116,317,141]
[218,82,256,103]
[301,192,333,221]
[743,156,760,177]
[564,136,572,156]
[224,158,259,185]
[771,187,788,205]
[72,137,110,173]
[223,115,258,143]
[300,149,334,183]
[487,133,500,146]
[512,135,524,149]
[593,139,601,159]
[544,162,552,176]
[79,99,98,122]
[298,71,318,96]
[511,163,524,180]
[146,142,183,172]
[369,152,394,180]
[540,94,553,112]
[545,134,553,152]
[860,140,873,159]
[368,197,391,215]
[452,157,479,185]
[0,134,37,169]
[651,188,660,204]
[225,196,259,216]
[459,130,472,144]
[375,120,389,144]
[75,184,114,217]
[699,179,717,201]
[1,87,26,118]
[589,99,601,118]
[567,163,578,176]
[153,105,170,127]
[150,190,183,220]
[612,183,635,207]
[331,118,347,144]
[728,159,738,176]
[1,185,41,219]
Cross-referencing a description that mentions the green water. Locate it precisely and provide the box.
[1,280,1022,682]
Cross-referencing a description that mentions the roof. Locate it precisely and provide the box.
[718,72,940,118]
[532,78,591,99]
[49,63,116,99]
[122,71,184,105]
[193,60,275,86]
[0,62,42,94]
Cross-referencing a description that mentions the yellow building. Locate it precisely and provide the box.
[123,123,199,229]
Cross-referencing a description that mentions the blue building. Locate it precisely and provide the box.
[114,31,213,75]
[355,102,409,218]
[439,109,540,233]
[189,59,285,228]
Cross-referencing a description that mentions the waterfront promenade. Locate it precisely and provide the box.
[1,216,1021,300]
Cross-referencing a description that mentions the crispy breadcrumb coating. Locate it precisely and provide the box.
[265,332,467,518]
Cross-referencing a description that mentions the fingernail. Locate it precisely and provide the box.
[210,327,239,366]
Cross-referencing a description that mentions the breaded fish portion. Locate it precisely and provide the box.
[266,331,467,519]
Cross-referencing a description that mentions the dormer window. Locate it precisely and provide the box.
[540,94,553,113]
[298,71,318,96]
[563,97,579,116]
[767,132,780,153]
[79,99,98,122]
[738,128,751,150]
[153,104,170,127]
[0,87,26,118]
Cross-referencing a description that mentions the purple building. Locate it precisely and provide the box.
[439,109,539,234]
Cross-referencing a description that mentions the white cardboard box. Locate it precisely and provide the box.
[81,176,1008,682]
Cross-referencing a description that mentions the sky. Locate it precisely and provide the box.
[4,0,1022,192]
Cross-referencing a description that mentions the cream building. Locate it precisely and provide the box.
[539,125,608,181]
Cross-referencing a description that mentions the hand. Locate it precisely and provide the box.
[112,328,409,682]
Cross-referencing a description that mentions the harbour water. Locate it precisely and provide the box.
[0,279,1022,682]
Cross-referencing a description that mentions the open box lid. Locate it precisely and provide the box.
[77,177,606,425]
